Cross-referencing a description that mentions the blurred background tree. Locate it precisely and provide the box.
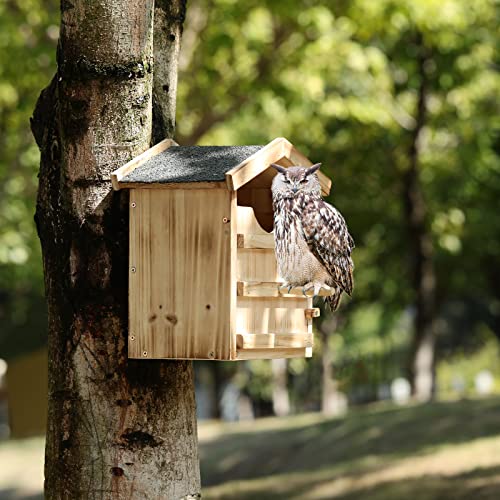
[0,0,499,420]
[0,0,58,360]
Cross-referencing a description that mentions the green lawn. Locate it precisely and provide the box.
[199,398,500,499]
[2,398,500,499]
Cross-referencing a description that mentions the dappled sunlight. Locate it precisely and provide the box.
[200,398,500,498]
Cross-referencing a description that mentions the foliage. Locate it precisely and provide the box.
[176,0,499,405]
[0,0,498,405]
[0,0,58,358]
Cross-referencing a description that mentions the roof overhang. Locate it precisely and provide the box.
[111,137,331,196]
[225,137,331,196]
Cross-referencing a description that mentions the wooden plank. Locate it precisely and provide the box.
[236,296,309,336]
[225,137,285,191]
[281,138,331,196]
[128,188,232,360]
[111,138,177,190]
[116,181,227,190]
[236,333,275,349]
[304,308,320,319]
[236,333,313,349]
[237,281,334,298]
[235,348,308,360]
[236,205,272,235]
[229,191,238,360]
[237,233,274,249]
[237,250,278,282]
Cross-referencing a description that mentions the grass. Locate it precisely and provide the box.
[2,398,500,499]
[199,398,500,499]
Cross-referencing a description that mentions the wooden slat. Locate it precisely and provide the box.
[225,137,286,191]
[237,233,275,249]
[229,191,238,360]
[236,333,275,349]
[304,308,320,319]
[236,296,309,336]
[237,250,278,282]
[281,138,331,196]
[128,188,232,360]
[235,348,309,360]
[116,181,227,190]
[275,333,313,348]
[237,281,334,297]
[236,333,312,349]
[111,138,177,190]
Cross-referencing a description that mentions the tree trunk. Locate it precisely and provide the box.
[319,317,346,416]
[404,32,437,402]
[31,2,200,498]
[271,359,290,417]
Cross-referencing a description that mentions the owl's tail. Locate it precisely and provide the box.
[325,287,342,311]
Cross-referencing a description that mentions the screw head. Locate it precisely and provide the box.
[131,202,136,208]
[208,351,215,359]
[131,267,136,273]
[222,217,229,224]
[130,335,135,341]
[142,351,148,357]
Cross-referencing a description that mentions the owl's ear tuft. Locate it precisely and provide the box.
[306,163,321,176]
[270,163,288,175]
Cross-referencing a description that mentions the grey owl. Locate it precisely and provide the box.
[271,163,354,310]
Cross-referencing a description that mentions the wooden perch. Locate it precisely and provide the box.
[236,333,313,349]
[304,308,320,319]
[237,233,275,249]
[236,281,334,298]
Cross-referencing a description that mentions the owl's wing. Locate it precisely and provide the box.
[301,199,355,295]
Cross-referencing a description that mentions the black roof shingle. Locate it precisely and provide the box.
[121,145,264,184]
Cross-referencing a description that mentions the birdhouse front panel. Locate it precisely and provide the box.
[111,137,333,361]
[128,188,233,360]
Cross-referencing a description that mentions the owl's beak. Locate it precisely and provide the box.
[292,187,298,193]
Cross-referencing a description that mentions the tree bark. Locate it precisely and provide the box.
[404,32,437,402]
[319,316,346,416]
[31,1,200,498]
[271,359,290,417]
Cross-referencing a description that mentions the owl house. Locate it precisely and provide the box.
[111,137,332,361]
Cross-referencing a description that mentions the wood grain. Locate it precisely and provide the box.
[305,308,321,319]
[237,233,275,249]
[237,281,334,297]
[129,188,232,359]
[235,348,310,360]
[226,137,285,191]
[236,333,313,349]
[234,204,312,357]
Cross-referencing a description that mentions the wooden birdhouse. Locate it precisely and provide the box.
[111,137,332,361]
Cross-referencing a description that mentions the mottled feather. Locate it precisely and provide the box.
[301,199,355,296]
[271,163,354,311]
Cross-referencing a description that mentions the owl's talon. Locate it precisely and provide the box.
[277,282,292,295]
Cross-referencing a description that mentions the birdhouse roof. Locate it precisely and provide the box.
[120,145,263,185]
[111,137,331,195]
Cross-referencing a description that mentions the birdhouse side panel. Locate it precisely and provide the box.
[233,205,312,360]
[128,188,232,360]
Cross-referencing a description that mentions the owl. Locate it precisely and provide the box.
[271,163,354,310]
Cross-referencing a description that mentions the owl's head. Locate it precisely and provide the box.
[270,163,322,198]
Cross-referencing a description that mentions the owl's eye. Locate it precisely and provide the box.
[300,179,308,184]
[284,178,291,183]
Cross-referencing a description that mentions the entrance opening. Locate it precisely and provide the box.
[236,165,280,233]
